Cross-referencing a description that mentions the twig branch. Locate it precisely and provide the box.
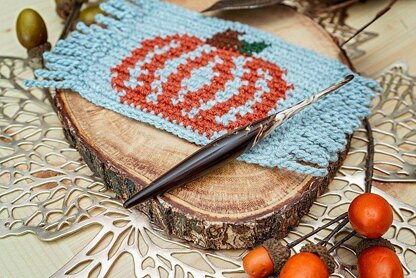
[328,231,357,253]
[319,218,349,246]
[341,0,397,46]
[364,117,374,193]
[59,1,83,40]
[287,212,348,248]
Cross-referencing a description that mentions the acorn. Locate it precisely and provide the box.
[78,4,105,26]
[356,238,404,278]
[16,9,48,50]
[300,243,336,274]
[16,8,51,69]
[279,243,336,278]
[243,239,290,278]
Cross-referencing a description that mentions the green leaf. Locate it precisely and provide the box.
[239,40,270,55]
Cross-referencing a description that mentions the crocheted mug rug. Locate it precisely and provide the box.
[27,0,379,176]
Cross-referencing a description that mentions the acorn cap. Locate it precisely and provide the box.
[262,239,290,274]
[300,243,336,274]
[356,238,395,256]
[27,42,51,58]
[27,42,51,70]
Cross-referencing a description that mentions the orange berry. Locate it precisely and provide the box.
[243,246,274,278]
[348,193,393,238]
[358,246,403,278]
[279,252,329,278]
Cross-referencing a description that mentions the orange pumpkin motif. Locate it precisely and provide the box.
[111,29,293,138]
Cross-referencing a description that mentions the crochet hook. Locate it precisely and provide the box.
[123,74,354,208]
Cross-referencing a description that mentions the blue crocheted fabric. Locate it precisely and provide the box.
[27,0,378,176]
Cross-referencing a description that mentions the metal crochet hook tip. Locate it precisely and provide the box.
[123,74,354,208]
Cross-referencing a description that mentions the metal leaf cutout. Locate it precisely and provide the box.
[371,64,416,181]
[313,9,378,59]
[202,0,283,13]
[0,56,415,277]
[53,206,244,277]
[282,0,379,59]
[343,63,416,182]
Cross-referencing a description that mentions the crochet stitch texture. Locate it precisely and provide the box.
[27,0,379,176]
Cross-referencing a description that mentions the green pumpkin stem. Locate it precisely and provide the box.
[239,40,270,55]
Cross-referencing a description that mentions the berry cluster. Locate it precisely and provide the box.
[243,120,404,278]
[243,192,403,278]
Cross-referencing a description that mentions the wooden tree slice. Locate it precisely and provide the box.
[55,3,352,249]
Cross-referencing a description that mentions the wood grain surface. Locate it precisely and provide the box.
[0,0,415,277]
